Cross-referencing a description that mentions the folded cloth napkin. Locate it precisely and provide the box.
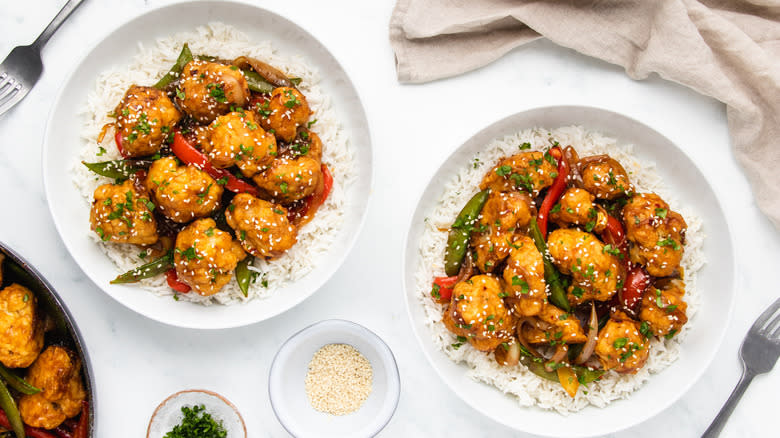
[390,0,780,229]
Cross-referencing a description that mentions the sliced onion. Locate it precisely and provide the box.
[232,56,292,88]
[575,302,599,365]
[545,344,569,372]
[563,146,583,187]
[516,318,542,358]
[494,340,521,367]
[455,249,474,284]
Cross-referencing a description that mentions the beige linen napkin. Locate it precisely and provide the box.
[390,0,780,229]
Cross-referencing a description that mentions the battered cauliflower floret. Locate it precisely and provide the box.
[173,218,246,296]
[519,303,587,345]
[287,128,323,162]
[256,87,312,142]
[502,235,545,317]
[225,193,298,259]
[177,60,250,123]
[581,157,633,200]
[113,85,181,157]
[18,346,85,430]
[0,284,44,368]
[252,156,322,203]
[623,193,687,277]
[639,279,688,337]
[547,229,621,304]
[472,191,533,273]
[202,111,277,177]
[146,157,223,223]
[594,311,649,373]
[479,151,556,195]
[442,275,515,352]
[90,180,158,245]
[550,188,604,231]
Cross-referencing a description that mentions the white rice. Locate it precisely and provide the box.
[414,126,705,413]
[72,23,355,305]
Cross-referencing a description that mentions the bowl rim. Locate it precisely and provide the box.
[146,388,247,438]
[400,104,737,437]
[0,240,97,437]
[268,319,401,438]
[40,0,374,329]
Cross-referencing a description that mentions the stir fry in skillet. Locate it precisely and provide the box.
[0,258,89,437]
[82,44,333,297]
[431,144,688,397]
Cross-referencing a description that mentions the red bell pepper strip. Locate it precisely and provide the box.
[536,146,569,238]
[432,275,458,303]
[114,132,129,158]
[71,401,88,438]
[0,409,58,438]
[171,132,260,197]
[619,266,651,314]
[166,269,191,293]
[601,214,629,269]
[287,164,333,225]
[53,426,74,438]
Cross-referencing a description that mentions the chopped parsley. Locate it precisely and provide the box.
[519,142,531,150]
[654,208,668,218]
[495,165,512,177]
[283,89,300,108]
[164,404,227,438]
[657,237,680,250]
[207,83,228,103]
[511,276,530,294]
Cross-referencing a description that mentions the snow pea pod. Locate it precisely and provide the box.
[0,379,24,438]
[81,160,152,181]
[235,257,254,297]
[528,218,571,312]
[110,251,173,284]
[153,43,193,89]
[0,364,40,395]
[242,70,274,94]
[444,190,488,276]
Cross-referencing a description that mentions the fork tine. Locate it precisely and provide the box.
[751,298,780,333]
[0,83,20,105]
[0,90,24,117]
[764,308,780,336]
[0,73,11,92]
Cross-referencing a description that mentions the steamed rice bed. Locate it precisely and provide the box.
[73,24,356,305]
[415,126,705,413]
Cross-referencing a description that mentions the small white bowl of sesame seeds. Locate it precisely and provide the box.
[269,319,400,438]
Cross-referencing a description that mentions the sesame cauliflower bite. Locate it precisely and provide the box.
[18,346,85,430]
[0,284,44,368]
[252,156,322,203]
[90,180,158,245]
[580,156,634,200]
[519,303,587,345]
[287,128,323,162]
[471,191,533,273]
[202,111,278,177]
[442,275,515,352]
[550,187,605,232]
[479,151,557,195]
[173,218,246,296]
[256,86,312,143]
[112,85,181,157]
[639,278,688,337]
[623,193,687,277]
[225,193,298,259]
[176,60,250,124]
[502,235,546,317]
[546,228,621,305]
[594,311,650,374]
[146,157,223,223]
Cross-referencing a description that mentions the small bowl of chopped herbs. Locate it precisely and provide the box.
[269,319,400,438]
[146,389,246,438]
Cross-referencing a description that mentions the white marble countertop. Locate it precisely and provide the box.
[1,0,778,437]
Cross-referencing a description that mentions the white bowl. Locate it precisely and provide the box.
[147,389,246,438]
[268,320,400,438]
[42,1,373,328]
[402,106,736,437]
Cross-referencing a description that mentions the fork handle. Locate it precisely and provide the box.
[31,0,87,51]
[702,367,756,438]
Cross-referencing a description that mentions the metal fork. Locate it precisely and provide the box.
[0,0,86,117]
[702,297,780,437]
